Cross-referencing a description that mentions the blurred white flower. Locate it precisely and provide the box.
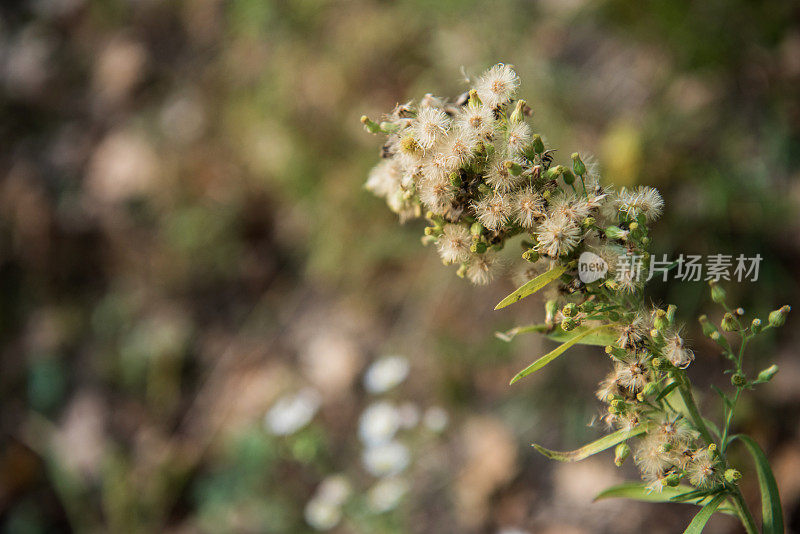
[398,402,420,429]
[362,441,410,477]
[315,474,352,506]
[358,401,401,446]
[423,406,449,432]
[264,388,320,436]
[363,356,409,394]
[304,498,341,531]
[367,477,409,514]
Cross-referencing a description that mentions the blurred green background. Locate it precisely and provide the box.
[1,0,799,532]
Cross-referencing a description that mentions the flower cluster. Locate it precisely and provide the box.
[362,65,791,518]
[363,64,662,287]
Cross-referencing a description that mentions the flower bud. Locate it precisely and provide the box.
[509,99,526,124]
[470,241,487,254]
[614,443,630,467]
[467,89,482,109]
[545,299,559,325]
[562,303,577,317]
[709,280,726,303]
[756,364,778,383]
[450,172,462,187]
[768,305,790,328]
[562,318,577,331]
[583,216,595,227]
[664,304,676,325]
[360,115,383,134]
[725,469,742,483]
[522,249,539,262]
[721,313,737,332]
[470,222,484,236]
[664,473,682,487]
[604,226,628,240]
[731,372,747,388]
[628,222,639,232]
[531,134,545,154]
[571,153,586,176]
[456,263,467,278]
[750,318,762,335]
[698,315,717,337]
[562,169,576,185]
[504,160,523,176]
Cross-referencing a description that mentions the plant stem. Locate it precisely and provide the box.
[676,372,715,445]
[730,489,760,534]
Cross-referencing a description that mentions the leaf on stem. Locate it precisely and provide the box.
[729,434,784,534]
[532,424,647,462]
[594,483,736,515]
[683,494,726,534]
[495,265,567,310]
[509,325,614,385]
[495,323,617,345]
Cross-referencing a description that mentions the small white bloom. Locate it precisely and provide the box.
[413,106,450,150]
[265,388,320,436]
[617,186,664,222]
[364,356,410,394]
[505,121,531,155]
[418,176,456,215]
[466,251,502,286]
[514,187,545,228]
[362,440,410,477]
[367,477,408,513]
[304,498,342,531]
[473,193,512,230]
[457,105,495,139]
[423,406,449,432]
[535,213,582,257]
[365,160,402,198]
[358,401,401,447]
[475,63,520,109]
[436,224,472,264]
[485,158,522,192]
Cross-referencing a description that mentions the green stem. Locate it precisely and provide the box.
[676,372,715,445]
[730,490,760,534]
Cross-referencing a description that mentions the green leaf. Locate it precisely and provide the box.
[495,265,567,310]
[683,494,726,533]
[495,323,617,345]
[595,483,736,515]
[532,424,647,462]
[655,381,679,402]
[730,434,784,534]
[509,325,613,385]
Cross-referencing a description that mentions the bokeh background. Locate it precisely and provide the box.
[2,0,800,532]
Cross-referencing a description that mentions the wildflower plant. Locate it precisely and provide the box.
[362,64,790,533]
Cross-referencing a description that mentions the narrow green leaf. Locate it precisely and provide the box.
[532,424,647,462]
[495,265,567,310]
[495,323,617,345]
[730,434,784,534]
[509,325,613,385]
[595,483,735,515]
[683,494,725,534]
[655,381,679,402]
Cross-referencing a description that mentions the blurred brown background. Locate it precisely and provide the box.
[1,0,799,532]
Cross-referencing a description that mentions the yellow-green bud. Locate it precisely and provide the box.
[456,263,467,278]
[750,318,762,335]
[725,469,742,483]
[653,309,668,331]
[604,226,628,240]
[562,303,577,317]
[583,216,596,227]
[522,249,539,262]
[360,115,382,134]
[470,222,484,236]
[504,160,523,176]
[467,89,482,109]
[731,373,747,387]
[666,304,678,325]
[450,172,462,187]
[571,153,586,176]
[756,364,778,383]
[562,168,575,185]
[721,312,737,332]
[470,241,487,254]
[628,222,639,231]
[698,315,717,337]
[531,134,544,154]
[709,280,726,303]
[614,443,630,467]
[509,99,526,124]
[664,473,682,487]
[545,299,559,325]
[768,305,790,328]
[562,318,577,331]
